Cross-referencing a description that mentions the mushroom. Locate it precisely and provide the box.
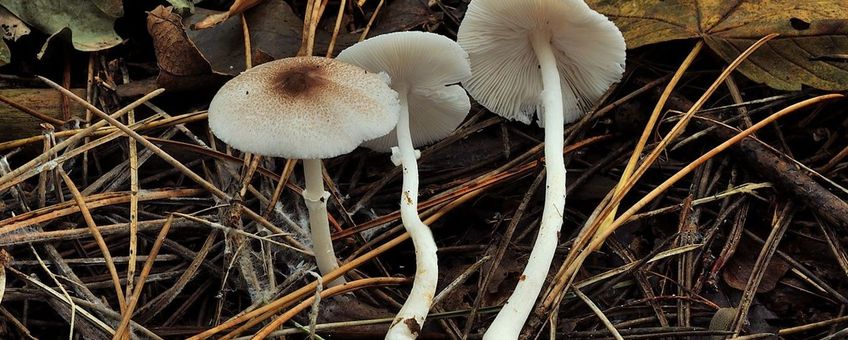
[208,56,401,287]
[457,0,625,337]
[337,31,471,339]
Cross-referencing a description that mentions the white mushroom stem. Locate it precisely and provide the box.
[385,87,439,340]
[302,158,346,287]
[485,31,566,339]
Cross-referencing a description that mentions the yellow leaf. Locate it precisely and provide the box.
[587,0,848,91]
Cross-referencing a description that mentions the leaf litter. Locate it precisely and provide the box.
[0,0,846,339]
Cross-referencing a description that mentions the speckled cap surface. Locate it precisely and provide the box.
[208,56,401,159]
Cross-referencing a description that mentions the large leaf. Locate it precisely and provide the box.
[586,0,848,91]
[0,6,29,66]
[0,0,122,52]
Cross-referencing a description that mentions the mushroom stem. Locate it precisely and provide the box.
[385,87,439,340]
[302,158,345,287]
[485,31,566,339]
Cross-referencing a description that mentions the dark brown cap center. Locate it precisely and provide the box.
[276,66,324,97]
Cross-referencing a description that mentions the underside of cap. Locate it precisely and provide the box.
[208,56,400,159]
[457,0,626,125]
[337,31,472,152]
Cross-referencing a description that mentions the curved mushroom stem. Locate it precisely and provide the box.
[484,31,566,339]
[302,158,345,287]
[385,87,439,340]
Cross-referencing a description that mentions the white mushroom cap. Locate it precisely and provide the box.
[457,0,626,125]
[336,31,471,152]
[208,56,401,159]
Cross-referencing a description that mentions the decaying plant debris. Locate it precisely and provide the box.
[0,0,847,339]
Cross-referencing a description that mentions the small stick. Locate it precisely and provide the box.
[325,0,348,57]
[729,204,795,336]
[0,188,203,235]
[573,288,623,340]
[251,277,408,339]
[8,267,115,336]
[37,76,311,253]
[358,0,383,41]
[242,15,252,69]
[535,35,781,327]
[263,158,297,218]
[113,216,176,339]
[0,88,165,192]
[569,94,843,295]
[0,111,207,151]
[123,63,141,313]
[0,94,65,126]
[83,53,96,187]
[57,168,127,313]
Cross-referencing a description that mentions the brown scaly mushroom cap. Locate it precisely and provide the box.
[208,56,401,159]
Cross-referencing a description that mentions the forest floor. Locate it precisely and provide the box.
[0,0,847,339]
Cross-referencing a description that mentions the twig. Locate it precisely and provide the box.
[432,255,491,307]
[114,215,176,339]
[325,0,347,56]
[462,169,545,338]
[358,0,384,41]
[733,203,794,336]
[250,277,409,340]
[0,88,165,192]
[536,34,780,327]
[8,267,115,336]
[37,76,311,253]
[0,94,65,126]
[57,168,127,313]
[544,92,843,333]
[573,288,623,340]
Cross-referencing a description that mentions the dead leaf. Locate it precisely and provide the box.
[146,1,312,88]
[183,0,358,75]
[586,0,848,91]
[0,6,18,66]
[91,0,124,18]
[0,7,30,41]
[707,307,737,339]
[147,6,226,92]
[192,0,264,30]
[722,238,790,293]
[0,0,122,52]
[369,0,442,36]
[0,42,8,66]
[165,0,194,16]
[183,0,303,75]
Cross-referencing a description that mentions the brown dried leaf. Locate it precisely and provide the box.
[146,6,226,92]
[369,0,442,36]
[722,238,791,293]
[183,0,303,75]
[183,0,360,74]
